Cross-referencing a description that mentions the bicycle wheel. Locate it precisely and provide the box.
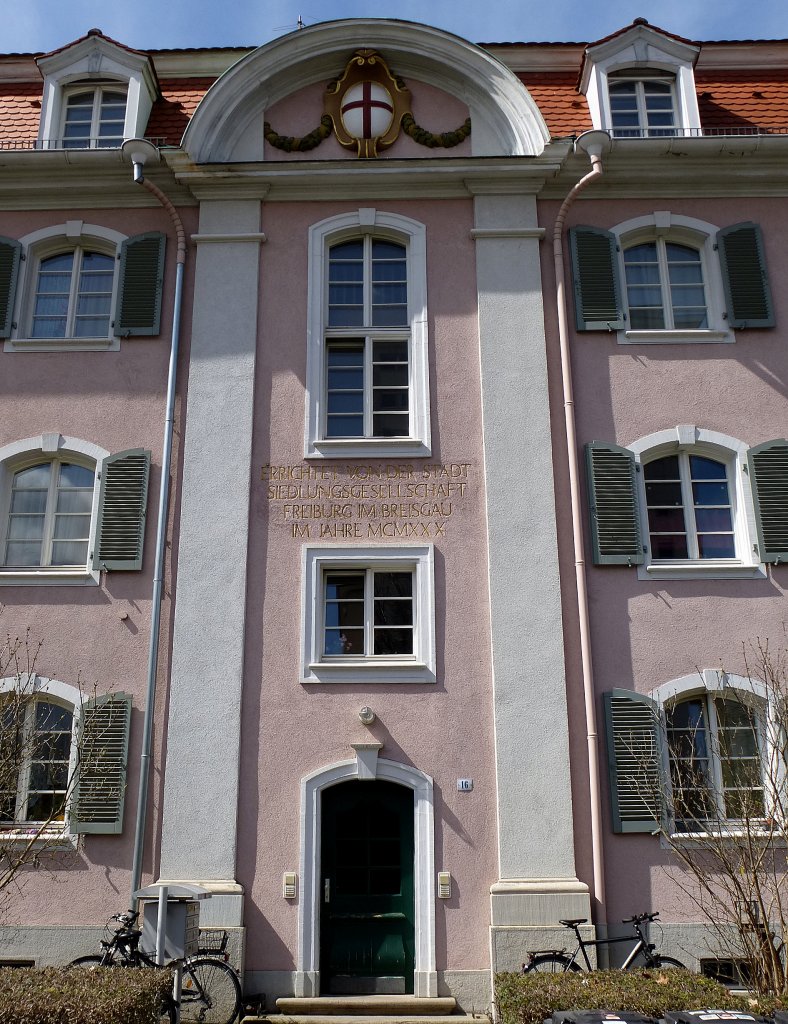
[524,953,581,973]
[180,955,242,1024]
[69,955,111,968]
[650,955,688,970]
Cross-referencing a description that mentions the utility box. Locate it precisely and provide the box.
[134,882,210,963]
[142,899,200,960]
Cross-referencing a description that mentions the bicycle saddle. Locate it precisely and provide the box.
[559,918,588,926]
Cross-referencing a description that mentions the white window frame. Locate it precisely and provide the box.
[305,209,431,459]
[0,675,82,847]
[0,434,108,586]
[613,214,733,345]
[301,545,435,684]
[579,22,700,138]
[5,222,126,353]
[652,671,775,840]
[630,426,764,580]
[608,71,677,138]
[36,33,157,150]
[61,83,128,150]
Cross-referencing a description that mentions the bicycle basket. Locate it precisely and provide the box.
[197,929,229,955]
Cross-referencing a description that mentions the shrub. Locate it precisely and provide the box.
[0,966,172,1024]
[495,969,788,1024]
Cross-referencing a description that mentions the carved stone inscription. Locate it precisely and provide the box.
[262,462,472,539]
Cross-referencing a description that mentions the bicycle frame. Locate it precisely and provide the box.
[562,930,650,971]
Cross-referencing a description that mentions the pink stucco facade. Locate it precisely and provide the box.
[1,14,787,1006]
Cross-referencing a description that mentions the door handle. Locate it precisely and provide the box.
[324,878,331,903]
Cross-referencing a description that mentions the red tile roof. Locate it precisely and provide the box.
[517,72,591,136]
[0,83,41,147]
[146,78,215,144]
[696,69,788,132]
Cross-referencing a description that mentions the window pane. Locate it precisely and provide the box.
[10,489,48,514]
[50,540,89,565]
[692,482,730,505]
[327,392,364,414]
[325,575,364,601]
[372,413,410,437]
[374,600,413,626]
[647,507,686,532]
[5,542,44,566]
[374,572,412,597]
[650,534,689,559]
[7,515,45,540]
[645,481,683,506]
[690,456,727,479]
[372,305,408,327]
[372,241,405,260]
[373,628,413,655]
[373,390,409,412]
[373,363,409,388]
[697,534,736,559]
[694,507,733,533]
[324,628,364,656]
[53,515,91,540]
[644,456,680,480]
[327,346,363,366]
[326,415,363,437]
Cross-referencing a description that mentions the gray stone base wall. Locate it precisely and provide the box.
[0,925,105,965]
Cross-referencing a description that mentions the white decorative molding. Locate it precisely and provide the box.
[351,743,383,780]
[296,757,436,997]
[182,20,549,162]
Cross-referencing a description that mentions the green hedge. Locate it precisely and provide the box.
[496,969,788,1024]
[0,966,172,1024]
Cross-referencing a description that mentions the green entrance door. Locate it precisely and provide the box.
[321,780,415,994]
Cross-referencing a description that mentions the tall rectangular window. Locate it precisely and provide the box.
[324,238,410,440]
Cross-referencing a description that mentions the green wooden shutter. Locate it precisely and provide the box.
[604,689,665,834]
[114,232,166,336]
[717,223,774,329]
[569,226,625,331]
[93,449,151,571]
[71,692,132,835]
[0,236,22,338]
[748,439,788,563]
[585,442,643,565]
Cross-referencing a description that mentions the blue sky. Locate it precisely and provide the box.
[7,0,788,54]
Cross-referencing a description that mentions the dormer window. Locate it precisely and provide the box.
[62,86,127,149]
[36,30,157,152]
[579,21,700,139]
[608,70,676,138]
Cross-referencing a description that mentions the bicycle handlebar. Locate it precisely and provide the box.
[622,912,659,924]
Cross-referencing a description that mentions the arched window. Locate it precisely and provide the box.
[666,691,764,827]
[608,69,676,138]
[0,676,133,836]
[306,210,430,458]
[604,671,770,835]
[622,238,707,330]
[62,85,127,149]
[0,435,151,584]
[1,698,73,824]
[0,223,166,352]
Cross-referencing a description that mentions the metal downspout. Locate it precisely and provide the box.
[124,154,188,906]
[552,130,611,951]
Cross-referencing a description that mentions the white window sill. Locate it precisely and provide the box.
[0,568,99,587]
[638,560,766,581]
[307,438,431,459]
[618,329,733,345]
[0,826,77,849]
[304,660,436,685]
[4,336,120,353]
[662,828,784,849]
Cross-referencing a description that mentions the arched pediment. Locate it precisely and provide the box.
[182,19,549,162]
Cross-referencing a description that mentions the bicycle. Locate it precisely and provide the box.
[523,912,688,973]
[70,909,242,1024]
